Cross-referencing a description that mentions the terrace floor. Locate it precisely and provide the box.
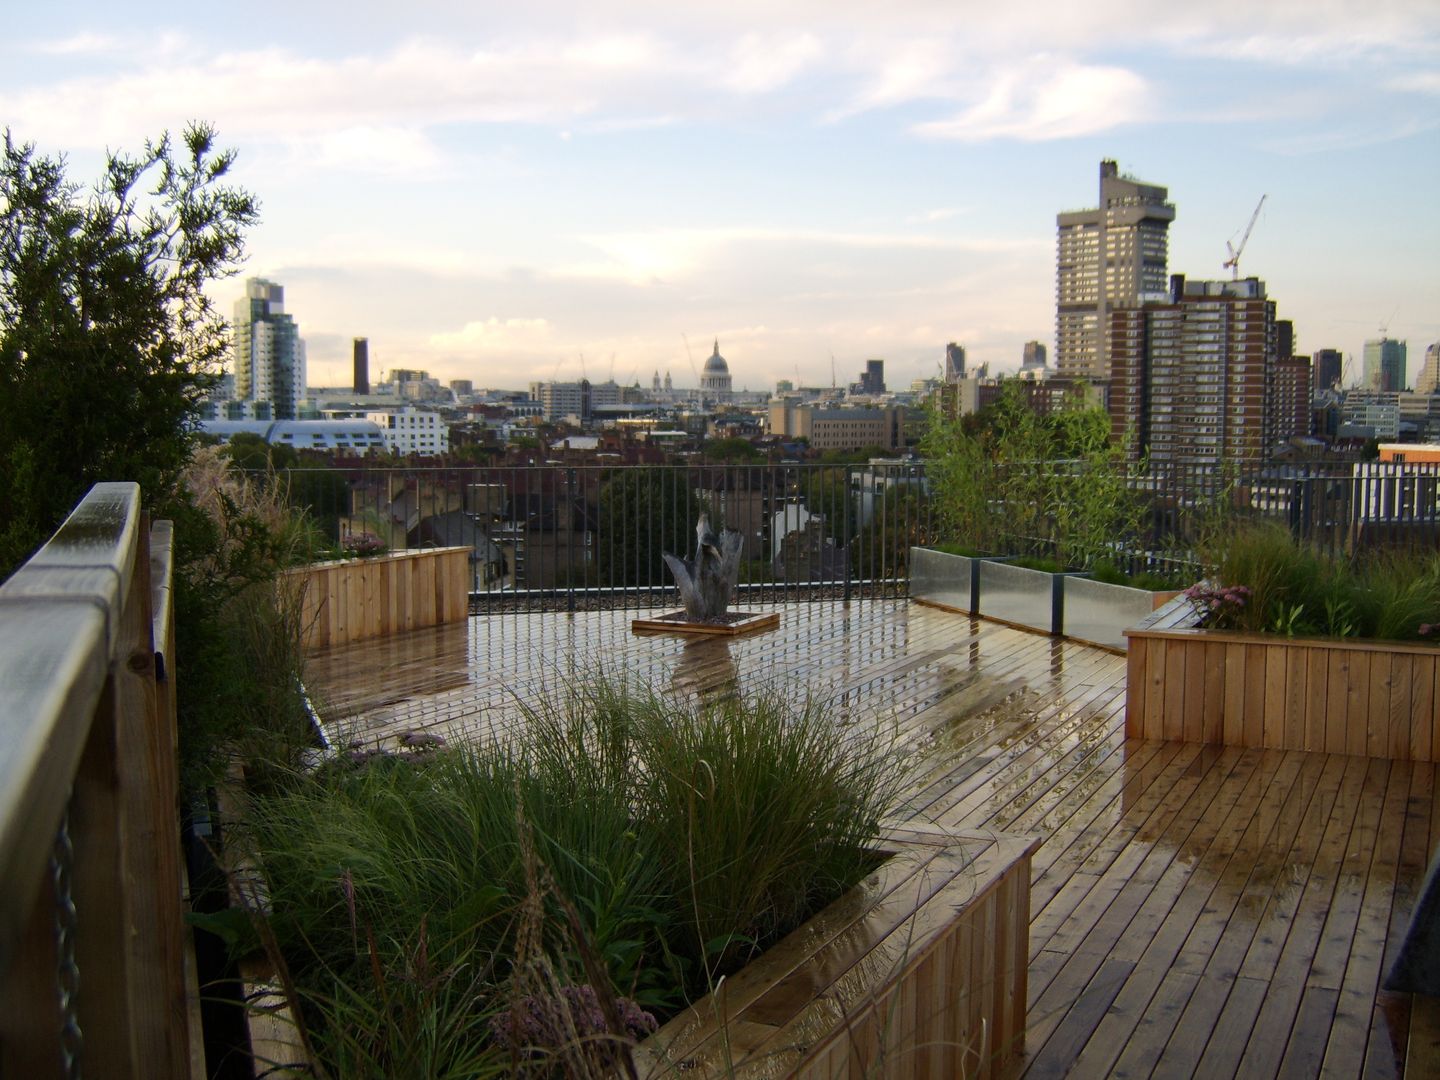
[304,600,1438,1078]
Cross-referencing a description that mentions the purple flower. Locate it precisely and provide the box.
[491,985,658,1062]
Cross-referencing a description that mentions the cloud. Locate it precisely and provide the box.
[560,225,1044,286]
[1390,71,1440,94]
[723,33,824,94]
[429,317,554,351]
[27,32,120,56]
[912,60,1150,141]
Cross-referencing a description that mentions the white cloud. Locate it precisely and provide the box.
[430,317,554,350]
[27,32,120,56]
[723,33,824,94]
[1390,71,1440,94]
[912,61,1150,141]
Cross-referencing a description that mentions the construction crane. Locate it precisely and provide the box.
[1222,194,1266,280]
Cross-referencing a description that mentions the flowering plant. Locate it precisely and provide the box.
[1183,582,1252,629]
[340,531,386,558]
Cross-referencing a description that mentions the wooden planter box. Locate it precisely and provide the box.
[285,547,471,650]
[635,823,1038,1079]
[239,822,1037,1079]
[1126,626,1440,761]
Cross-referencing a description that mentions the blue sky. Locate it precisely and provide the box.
[4,1,1437,391]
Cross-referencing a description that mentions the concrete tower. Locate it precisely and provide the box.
[233,278,305,420]
[1056,160,1175,382]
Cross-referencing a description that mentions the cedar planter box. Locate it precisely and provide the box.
[285,546,471,650]
[635,822,1038,1079]
[241,822,1038,1079]
[1062,578,1182,652]
[1125,626,1440,761]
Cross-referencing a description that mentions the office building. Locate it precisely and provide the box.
[944,343,966,382]
[767,404,904,451]
[856,360,886,394]
[1021,341,1048,371]
[232,278,306,421]
[1363,338,1408,393]
[1109,275,1277,466]
[1057,160,1175,382]
[1312,348,1343,395]
[1417,343,1440,396]
[353,338,370,395]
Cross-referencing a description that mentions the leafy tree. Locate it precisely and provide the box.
[920,380,1141,568]
[597,468,700,586]
[0,122,259,573]
[701,436,762,463]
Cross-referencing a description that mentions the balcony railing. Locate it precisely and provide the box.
[259,458,1440,614]
[0,483,193,1077]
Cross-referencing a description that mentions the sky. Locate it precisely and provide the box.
[4,1,1438,393]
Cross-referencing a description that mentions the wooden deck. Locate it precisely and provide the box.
[304,600,1435,1077]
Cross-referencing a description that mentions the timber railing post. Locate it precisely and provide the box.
[0,484,190,1078]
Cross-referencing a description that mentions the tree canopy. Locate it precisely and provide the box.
[0,123,259,573]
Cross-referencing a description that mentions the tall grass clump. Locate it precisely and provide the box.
[1192,522,1440,641]
[170,444,322,791]
[237,675,904,1077]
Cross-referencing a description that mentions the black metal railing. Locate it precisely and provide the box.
[262,458,1440,614]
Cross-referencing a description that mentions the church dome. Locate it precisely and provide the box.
[703,339,729,374]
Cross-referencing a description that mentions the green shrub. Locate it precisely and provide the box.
[1192,524,1440,641]
[239,675,904,1076]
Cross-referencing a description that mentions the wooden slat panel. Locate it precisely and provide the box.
[1223,641,1247,746]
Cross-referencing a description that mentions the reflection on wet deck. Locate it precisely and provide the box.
[304,601,1432,1077]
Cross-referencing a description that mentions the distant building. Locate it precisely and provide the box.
[364,406,450,455]
[232,278,306,421]
[767,404,904,451]
[353,338,370,395]
[700,340,734,401]
[1109,275,1277,465]
[1312,348,1343,394]
[529,379,623,422]
[1339,391,1401,441]
[1415,343,1440,396]
[1364,338,1408,392]
[944,343,966,382]
[1274,355,1314,441]
[855,359,885,394]
[1057,160,1175,382]
[450,379,474,398]
[200,418,386,453]
[1021,341,1048,371]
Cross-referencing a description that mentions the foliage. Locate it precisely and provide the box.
[168,446,319,791]
[240,675,902,1075]
[597,468,700,586]
[800,467,858,543]
[700,436,762,463]
[918,380,1142,570]
[0,123,259,575]
[1189,522,1440,641]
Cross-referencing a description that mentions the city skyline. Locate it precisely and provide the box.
[5,1,1437,390]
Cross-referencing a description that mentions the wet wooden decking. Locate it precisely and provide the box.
[303,600,1436,1077]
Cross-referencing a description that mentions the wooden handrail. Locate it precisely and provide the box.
[0,483,190,1078]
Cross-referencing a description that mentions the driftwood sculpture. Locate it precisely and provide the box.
[662,512,744,621]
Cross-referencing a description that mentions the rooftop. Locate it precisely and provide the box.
[305,599,1435,1076]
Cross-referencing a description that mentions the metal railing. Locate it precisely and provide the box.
[271,460,935,613]
[262,458,1440,614]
